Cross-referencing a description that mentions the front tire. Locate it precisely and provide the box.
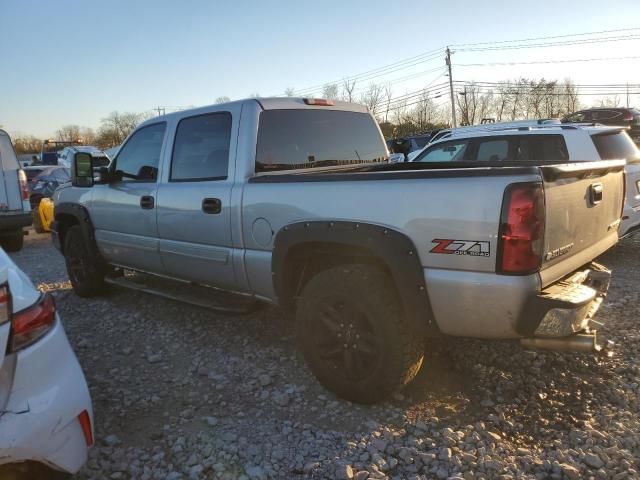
[63,225,105,297]
[296,264,425,404]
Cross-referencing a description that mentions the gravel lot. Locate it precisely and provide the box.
[9,231,640,480]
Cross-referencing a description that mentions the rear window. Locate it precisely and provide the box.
[514,135,569,161]
[255,110,387,172]
[592,131,640,164]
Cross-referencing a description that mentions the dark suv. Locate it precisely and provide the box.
[563,108,640,144]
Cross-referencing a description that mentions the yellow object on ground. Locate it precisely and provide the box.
[34,197,54,233]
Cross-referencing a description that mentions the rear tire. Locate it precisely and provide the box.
[0,230,24,252]
[296,264,424,404]
[33,209,46,234]
[63,225,105,297]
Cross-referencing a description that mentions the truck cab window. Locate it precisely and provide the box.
[170,112,231,181]
[114,122,166,182]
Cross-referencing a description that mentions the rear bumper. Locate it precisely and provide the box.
[0,212,32,233]
[0,316,93,473]
[424,262,611,339]
[517,262,610,337]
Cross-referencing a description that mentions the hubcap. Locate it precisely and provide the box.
[313,298,381,381]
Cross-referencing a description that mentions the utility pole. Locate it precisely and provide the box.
[626,83,630,108]
[446,47,457,128]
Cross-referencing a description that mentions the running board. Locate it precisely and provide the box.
[105,272,258,314]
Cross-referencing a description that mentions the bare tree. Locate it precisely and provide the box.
[598,95,621,107]
[382,84,393,122]
[360,83,382,114]
[11,135,43,154]
[456,83,482,126]
[56,125,82,142]
[95,111,150,148]
[342,79,356,102]
[322,84,339,100]
[284,87,295,97]
[215,96,231,104]
[410,89,437,130]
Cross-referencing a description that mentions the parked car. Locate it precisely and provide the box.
[0,130,32,252]
[29,166,70,209]
[563,107,640,144]
[412,123,640,238]
[57,146,110,169]
[23,165,47,189]
[0,248,93,478]
[52,97,624,403]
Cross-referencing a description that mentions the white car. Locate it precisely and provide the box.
[0,249,93,477]
[411,123,640,238]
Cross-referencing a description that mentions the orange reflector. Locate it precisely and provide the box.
[78,410,93,447]
[303,98,335,106]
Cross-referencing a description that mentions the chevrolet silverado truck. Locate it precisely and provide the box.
[51,98,624,403]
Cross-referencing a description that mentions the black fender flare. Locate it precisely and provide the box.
[272,221,438,336]
[54,202,101,259]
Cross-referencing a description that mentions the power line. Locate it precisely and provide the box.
[455,34,640,52]
[455,55,640,67]
[292,48,445,95]
[450,26,640,47]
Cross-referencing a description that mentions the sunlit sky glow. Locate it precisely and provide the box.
[1,0,639,137]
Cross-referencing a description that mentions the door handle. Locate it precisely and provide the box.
[202,198,222,214]
[140,195,155,209]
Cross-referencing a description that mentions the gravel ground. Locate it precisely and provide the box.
[9,231,640,480]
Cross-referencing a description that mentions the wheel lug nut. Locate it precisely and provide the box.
[343,344,348,348]
[356,334,360,339]
[337,333,342,338]
[352,344,357,349]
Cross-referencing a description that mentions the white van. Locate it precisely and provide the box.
[0,130,32,251]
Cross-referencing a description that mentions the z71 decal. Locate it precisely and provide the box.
[430,239,490,257]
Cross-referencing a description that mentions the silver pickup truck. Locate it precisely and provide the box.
[52,98,624,403]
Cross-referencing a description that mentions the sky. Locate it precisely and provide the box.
[1,0,640,138]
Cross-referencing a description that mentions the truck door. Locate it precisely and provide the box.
[155,107,239,290]
[90,122,167,273]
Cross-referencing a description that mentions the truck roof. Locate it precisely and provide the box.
[139,97,370,128]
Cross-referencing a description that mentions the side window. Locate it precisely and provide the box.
[415,140,468,162]
[170,112,231,181]
[475,139,509,161]
[114,122,166,182]
[515,135,569,161]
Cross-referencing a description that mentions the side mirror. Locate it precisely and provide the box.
[72,152,94,187]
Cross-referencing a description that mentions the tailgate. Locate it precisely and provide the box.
[539,160,625,287]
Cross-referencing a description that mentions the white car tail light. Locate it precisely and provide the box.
[9,293,56,352]
[0,284,10,324]
[18,169,29,201]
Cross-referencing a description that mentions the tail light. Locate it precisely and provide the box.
[9,293,56,352]
[18,170,29,200]
[0,284,10,325]
[78,410,94,447]
[497,182,545,274]
[622,112,634,122]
